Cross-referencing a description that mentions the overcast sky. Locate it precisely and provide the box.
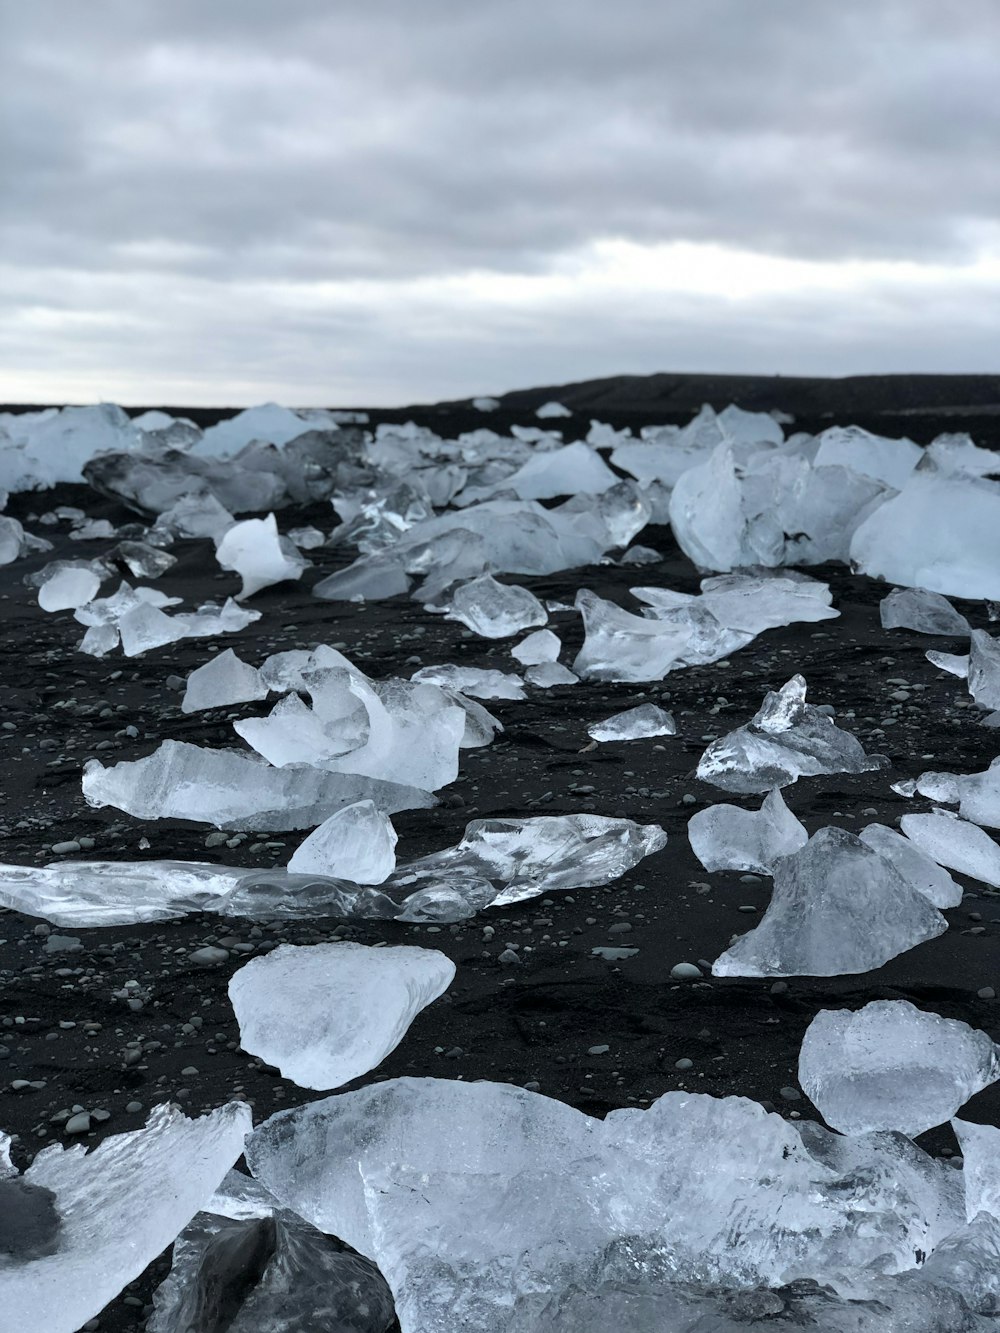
[3,1,999,406]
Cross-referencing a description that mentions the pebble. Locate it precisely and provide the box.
[978,987,996,1000]
[64,1112,91,1134]
[779,1086,802,1102]
[607,921,632,935]
[674,1057,694,1070]
[50,840,81,855]
[670,962,702,980]
[587,1045,610,1056]
[189,946,230,966]
[125,1101,144,1114]
[497,949,521,965]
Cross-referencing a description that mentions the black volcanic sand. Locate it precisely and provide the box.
[2,406,1000,1330]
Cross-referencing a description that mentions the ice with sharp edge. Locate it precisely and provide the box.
[687,787,807,873]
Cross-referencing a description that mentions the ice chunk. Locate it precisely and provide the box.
[927,647,970,678]
[697,675,888,793]
[215,513,309,599]
[446,575,547,638]
[693,572,839,634]
[287,524,326,549]
[146,1171,395,1333]
[688,788,807,873]
[194,402,312,457]
[859,823,963,908]
[472,396,500,411]
[287,800,397,883]
[712,827,948,977]
[524,661,578,687]
[851,474,1000,601]
[511,628,561,665]
[82,739,435,830]
[813,424,921,489]
[799,1001,1000,1136]
[0,1101,250,1333]
[30,561,105,611]
[474,441,617,501]
[587,703,677,742]
[952,1119,1000,1222]
[880,586,971,636]
[968,630,1000,709]
[900,811,1000,888]
[535,400,571,418]
[111,540,177,579]
[410,664,525,700]
[155,491,236,540]
[181,649,269,714]
[229,942,455,1090]
[915,758,1000,830]
[118,600,188,656]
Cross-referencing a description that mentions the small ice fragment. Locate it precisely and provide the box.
[891,778,917,797]
[112,541,177,579]
[35,563,103,611]
[410,664,525,700]
[880,587,971,636]
[525,662,578,686]
[535,400,572,417]
[900,812,1000,888]
[688,788,807,874]
[215,513,309,599]
[229,942,455,1090]
[287,800,397,884]
[181,649,269,714]
[287,526,326,550]
[968,630,1000,709]
[511,628,561,665]
[926,649,970,678]
[859,823,963,908]
[446,575,547,638]
[587,703,677,742]
[118,601,187,656]
[472,396,500,411]
[712,827,947,977]
[798,1001,1000,1136]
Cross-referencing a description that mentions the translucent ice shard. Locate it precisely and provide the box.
[215,513,309,599]
[181,649,269,714]
[587,703,677,742]
[511,628,561,665]
[476,441,617,500]
[967,630,1000,709]
[229,942,455,1090]
[913,758,1000,830]
[0,1101,251,1333]
[146,1171,395,1333]
[688,788,807,873]
[952,1119,1000,1222]
[32,561,105,611]
[900,812,1000,888]
[524,661,578,687]
[712,827,948,977]
[859,823,963,908]
[799,1001,1000,1136]
[82,739,435,830]
[880,587,971,636]
[697,675,888,794]
[117,600,188,656]
[813,424,922,490]
[410,664,525,700]
[446,575,547,638]
[286,800,397,883]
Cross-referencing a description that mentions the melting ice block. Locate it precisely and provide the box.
[215,513,309,599]
[968,630,1000,710]
[712,828,948,977]
[446,574,547,638]
[0,1102,250,1333]
[952,1119,1000,1222]
[32,561,105,611]
[859,823,963,908]
[880,586,971,636]
[410,664,525,700]
[82,739,435,831]
[799,1002,1000,1137]
[524,661,578,686]
[697,675,887,793]
[181,649,269,714]
[813,424,921,490]
[911,758,1000,830]
[287,800,397,883]
[688,788,807,873]
[587,703,677,742]
[900,812,1000,888]
[511,628,561,665]
[229,942,455,1090]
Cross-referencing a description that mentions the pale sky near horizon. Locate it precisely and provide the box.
[3,1,1000,407]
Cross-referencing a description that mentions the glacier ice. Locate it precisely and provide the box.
[410,664,525,700]
[880,586,971,636]
[900,811,1000,888]
[215,513,309,599]
[909,758,1000,830]
[0,1101,251,1333]
[229,942,455,1090]
[587,703,677,742]
[798,1001,1000,1136]
[181,649,269,714]
[952,1119,1000,1223]
[32,561,105,612]
[967,630,1000,709]
[712,827,948,977]
[286,800,397,883]
[697,675,888,793]
[525,660,578,687]
[813,424,921,490]
[687,788,808,873]
[511,627,561,665]
[858,823,963,908]
[446,575,547,638]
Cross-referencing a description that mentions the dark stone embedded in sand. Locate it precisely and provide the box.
[0,1178,61,1259]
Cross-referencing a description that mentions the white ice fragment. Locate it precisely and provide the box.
[968,630,1000,709]
[118,601,187,656]
[194,402,312,457]
[181,649,269,714]
[287,800,397,884]
[410,664,525,700]
[879,587,971,636]
[813,424,921,489]
[535,400,572,417]
[472,396,500,411]
[0,1102,251,1333]
[215,513,309,599]
[900,812,1000,888]
[229,942,455,1090]
[859,823,963,908]
[799,1001,1000,1136]
[446,575,547,638]
[688,788,807,874]
[524,661,578,686]
[927,648,970,678]
[952,1119,1000,1222]
[587,703,677,742]
[697,675,887,793]
[712,827,947,977]
[287,525,326,549]
[511,628,561,665]
[36,563,103,611]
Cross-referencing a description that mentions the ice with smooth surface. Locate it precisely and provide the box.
[879,586,971,636]
[859,823,964,908]
[900,812,1000,888]
[82,739,435,830]
[952,1119,1000,1223]
[688,788,808,873]
[712,828,948,977]
[536,400,571,418]
[913,758,1000,830]
[524,661,578,687]
[813,424,922,489]
[850,474,1000,601]
[511,628,561,665]
[587,703,677,742]
[181,649,269,714]
[410,664,525,700]
[697,675,888,793]
[229,942,455,1090]
[0,1101,251,1333]
[286,800,397,883]
[446,575,547,638]
[35,562,104,611]
[968,630,1000,710]
[215,513,309,599]
[799,1002,1000,1137]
